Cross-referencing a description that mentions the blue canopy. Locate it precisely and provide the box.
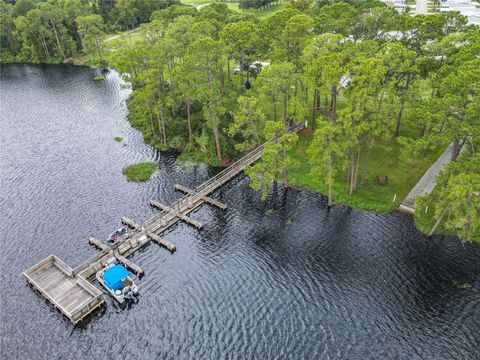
[103,264,130,290]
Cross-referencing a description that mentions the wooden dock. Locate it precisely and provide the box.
[23,124,304,324]
[23,255,104,324]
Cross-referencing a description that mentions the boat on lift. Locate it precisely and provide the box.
[96,263,139,303]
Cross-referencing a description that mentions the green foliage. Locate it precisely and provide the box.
[114,136,124,142]
[3,0,478,240]
[415,153,480,242]
[229,95,265,151]
[122,162,159,181]
[0,0,179,64]
[245,121,298,200]
[289,133,447,212]
[307,120,348,205]
[239,0,280,10]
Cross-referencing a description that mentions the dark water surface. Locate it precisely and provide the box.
[1,64,479,360]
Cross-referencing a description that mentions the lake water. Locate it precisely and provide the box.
[1,64,479,360]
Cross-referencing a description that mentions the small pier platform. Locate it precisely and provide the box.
[23,255,104,324]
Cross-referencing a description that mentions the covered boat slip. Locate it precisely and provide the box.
[23,255,104,324]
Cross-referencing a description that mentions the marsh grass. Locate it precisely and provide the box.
[122,162,158,182]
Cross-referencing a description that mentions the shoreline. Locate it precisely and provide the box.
[2,62,459,236]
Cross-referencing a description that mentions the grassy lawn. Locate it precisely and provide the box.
[122,162,159,181]
[103,28,145,50]
[182,0,212,5]
[288,130,446,212]
[181,0,285,18]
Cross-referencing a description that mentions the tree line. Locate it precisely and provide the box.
[110,1,478,239]
[237,0,280,11]
[0,0,179,63]
[2,0,478,240]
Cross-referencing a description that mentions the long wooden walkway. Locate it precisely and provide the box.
[23,123,304,324]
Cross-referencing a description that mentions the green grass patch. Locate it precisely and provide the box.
[122,162,158,182]
[181,0,284,18]
[252,3,286,19]
[114,136,124,142]
[182,0,211,5]
[288,133,446,212]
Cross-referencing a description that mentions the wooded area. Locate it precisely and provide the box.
[1,0,478,241]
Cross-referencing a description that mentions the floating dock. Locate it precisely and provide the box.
[23,124,304,324]
[23,255,104,324]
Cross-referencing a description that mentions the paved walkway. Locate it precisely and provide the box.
[401,143,459,210]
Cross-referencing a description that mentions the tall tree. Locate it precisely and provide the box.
[220,21,260,75]
[245,121,298,200]
[77,14,105,61]
[229,95,265,151]
[183,37,227,163]
[307,120,348,206]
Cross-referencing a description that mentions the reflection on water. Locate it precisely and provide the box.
[1,64,479,360]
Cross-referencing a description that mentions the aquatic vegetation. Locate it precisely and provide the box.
[122,162,158,182]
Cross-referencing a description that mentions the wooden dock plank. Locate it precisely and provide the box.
[114,251,144,275]
[88,237,110,251]
[150,200,203,229]
[147,231,176,252]
[121,216,141,230]
[175,184,227,210]
[23,255,104,324]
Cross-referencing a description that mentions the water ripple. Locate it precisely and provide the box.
[1,64,479,360]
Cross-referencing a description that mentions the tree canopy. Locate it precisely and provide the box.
[2,0,478,241]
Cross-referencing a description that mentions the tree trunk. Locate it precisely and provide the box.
[50,21,65,58]
[147,108,157,138]
[227,58,230,81]
[169,62,177,118]
[186,100,192,146]
[349,152,355,195]
[6,25,17,54]
[395,100,405,137]
[272,93,277,122]
[37,32,50,58]
[353,146,361,192]
[346,164,350,189]
[349,147,361,195]
[428,203,450,236]
[210,103,222,163]
[451,139,464,161]
[324,95,328,117]
[312,88,317,130]
[283,93,288,126]
[213,122,222,163]
[159,104,167,145]
[331,86,337,121]
[419,124,426,138]
[360,141,372,185]
[283,167,288,188]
